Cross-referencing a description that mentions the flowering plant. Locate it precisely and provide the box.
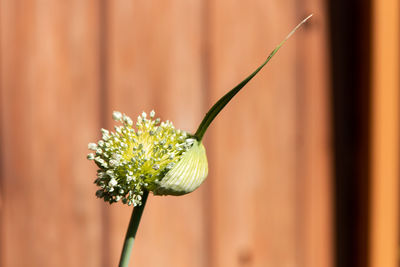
[88,15,311,267]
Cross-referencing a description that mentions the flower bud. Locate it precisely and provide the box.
[88,111,208,206]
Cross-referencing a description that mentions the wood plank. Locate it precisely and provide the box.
[370,0,399,266]
[104,1,207,266]
[208,1,301,266]
[208,2,332,266]
[0,1,103,266]
[295,3,333,267]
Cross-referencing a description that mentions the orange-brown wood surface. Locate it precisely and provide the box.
[0,1,331,267]
[207,2,331,267]
[208,3,300,265]
[370,0,399,266]
[295,1,332,267]
[0,1,103,266]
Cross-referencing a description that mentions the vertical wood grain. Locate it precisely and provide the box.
[296,3,333,267]
[207,1,332,267]
[0,1,334,267]
[370,0,399,266]
[208,1,300,266]
[104,1,207,266]
[0,1,103,266]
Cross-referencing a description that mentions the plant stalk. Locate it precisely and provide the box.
[118,190,149,267]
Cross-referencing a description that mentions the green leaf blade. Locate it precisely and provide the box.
[194,14,313,141]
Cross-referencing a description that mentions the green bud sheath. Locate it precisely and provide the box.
[152,140,208,196]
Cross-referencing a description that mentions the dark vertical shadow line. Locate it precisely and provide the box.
[329,0,371,266]
[200,0,214,267]
[99,1,110,267]
[355,3,371,267]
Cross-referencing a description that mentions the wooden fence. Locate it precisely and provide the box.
[369,0,399,266]
[3,0,387,266]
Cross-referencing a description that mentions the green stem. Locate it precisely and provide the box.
[194,14,313,141]
[118,190,149,267]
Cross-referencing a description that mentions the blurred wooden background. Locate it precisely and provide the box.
[0,1,398,267]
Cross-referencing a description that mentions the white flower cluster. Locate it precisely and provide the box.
[87,111,194,206]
